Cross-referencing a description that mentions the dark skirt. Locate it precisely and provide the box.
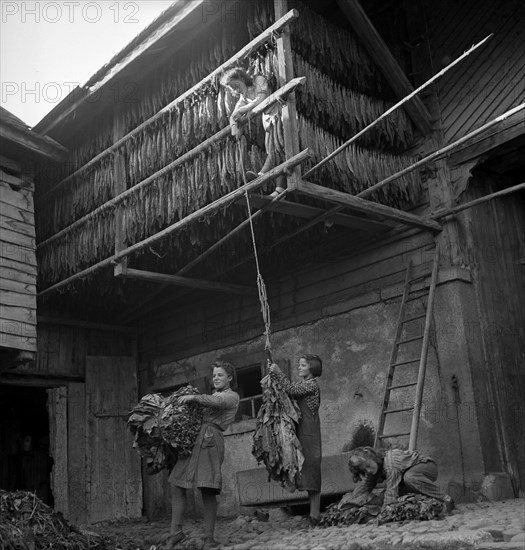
[296,397,322,492]
[168,423,225,493]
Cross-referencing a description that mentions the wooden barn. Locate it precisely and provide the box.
[1,0,523,524]
[0,106,66,500]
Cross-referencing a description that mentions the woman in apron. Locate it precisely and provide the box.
[168,360,240,548]
[269,354,323,525]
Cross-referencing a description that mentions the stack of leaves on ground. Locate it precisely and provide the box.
[128,386,203,474]
[252,374,304,491]
[378,494,444,523]
[0,490,113,549]
[320,490,384,527]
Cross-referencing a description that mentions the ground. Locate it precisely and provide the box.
[90,498,525,550]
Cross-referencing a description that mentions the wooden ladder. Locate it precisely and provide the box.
[374,244,440,451]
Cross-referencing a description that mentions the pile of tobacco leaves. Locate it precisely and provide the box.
[378,494,444,523]
[128,386,203,474]
[252,374,304,491]
[0,490,114,549]
[319,490,384,527]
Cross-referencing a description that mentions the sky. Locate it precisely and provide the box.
[1,1,175,127]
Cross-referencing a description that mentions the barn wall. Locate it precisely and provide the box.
[428,0,525,143]
[0,168,37,353]
[139,229,490,516]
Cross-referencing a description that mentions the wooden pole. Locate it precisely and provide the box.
[37,9,300,205]
[303,34,493,179]
[431,182,525,218]
[37,78,306,250]
[359,104,525,199]
[409,243,440,451]
[37,149,311,298]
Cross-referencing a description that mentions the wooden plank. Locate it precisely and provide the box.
[37,316,135,334]
[0,277,36,295]
[335,0,432,135]
[0,267,36,285]
[0,124,67,162]
[119,268,256,295]
[0,289,36,309]
[0,256,37,276]
[0,304,36,324]
[0,227,35,249]
[48,387,69,516]
[0,155,21,174]
[298,180,442,231]
[0,201,34,224]
[68,382,87,524]
[0,215,35,237]
[238,194,393,231]
[0,169,30,190]
[0,181,34,212]
[0,330,36,352]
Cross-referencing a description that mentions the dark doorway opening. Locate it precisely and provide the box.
[0,385,54,506]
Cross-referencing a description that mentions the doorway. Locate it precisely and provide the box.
[0,385,53,506]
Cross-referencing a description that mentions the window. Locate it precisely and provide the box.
[235,362,265,421]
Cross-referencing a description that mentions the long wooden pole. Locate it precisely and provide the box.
[38,149,311,298]
[37,9,299,205]
[37,78,305,250]
[359,104,525,199]
[302,34,493,179]
[431,182,525,218]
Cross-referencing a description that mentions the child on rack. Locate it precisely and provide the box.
[220,66,285,197]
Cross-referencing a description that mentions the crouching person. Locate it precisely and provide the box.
[347,446,454,513]
[168,360,240,549]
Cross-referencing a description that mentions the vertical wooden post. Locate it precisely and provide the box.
[274,0,301,190]
[113,102,128,276]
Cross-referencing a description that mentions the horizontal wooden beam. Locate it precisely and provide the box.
[37,77,306,250]
[37,8,300,204]
[237,194,393,232]
[117,268,256,295]
[335,0,432,135]
[0,124,67,162]
[37,315,136,334]
[298,180,442,232]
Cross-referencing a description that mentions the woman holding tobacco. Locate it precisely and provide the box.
[167,360,240,549]
[269,354,323,525]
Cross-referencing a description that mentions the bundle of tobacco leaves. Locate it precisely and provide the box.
[319,490,383,527]
[128,386,203,474]
[0,490,113,549]
[378,494,443,523]
[252,374,304,491]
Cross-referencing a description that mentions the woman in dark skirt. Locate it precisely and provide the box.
[168,360,240,549]
[269,354,323,525]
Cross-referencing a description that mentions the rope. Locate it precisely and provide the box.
[237,142,273,359]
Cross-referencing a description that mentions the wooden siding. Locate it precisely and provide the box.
[138,229,437,362]
[428,0,525,144]
[0,169,37,352]
[466,184,525,493]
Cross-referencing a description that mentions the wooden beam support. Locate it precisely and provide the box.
[37,315,136,334]
[298,180,442,232]
[0,124,67,162]
[117,268,256,296]
[335,0,432,135]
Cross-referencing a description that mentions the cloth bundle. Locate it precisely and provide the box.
[128,386,203,474]
[252,374,304,491]
[320,490,384,527]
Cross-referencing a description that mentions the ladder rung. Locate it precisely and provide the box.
[390,358,420,367]
[402,313,426,323]
[408,273,427,283]
[396,335,424,345]
[383,406,414,415]
[378,432,411,439]
[405,294,428,303]
[387,382,418,390]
